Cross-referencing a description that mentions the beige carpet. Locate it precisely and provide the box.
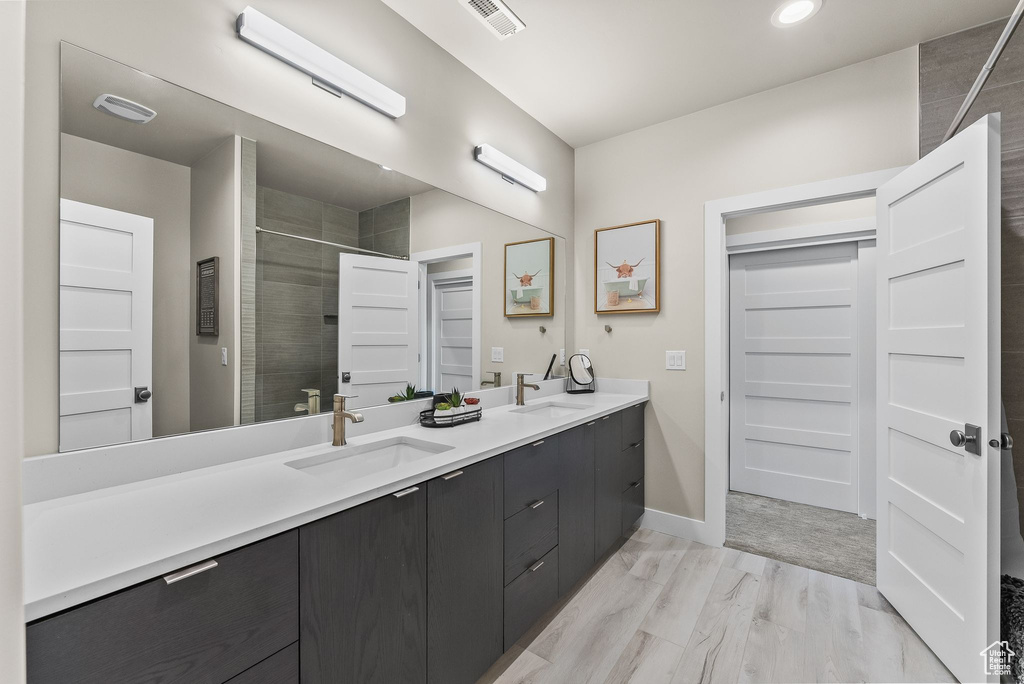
[725,491,877,585]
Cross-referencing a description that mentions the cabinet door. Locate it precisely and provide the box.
[595,412,623,558]
[427,459,503,684]
[557,422,596,596]
[300,487,427,684]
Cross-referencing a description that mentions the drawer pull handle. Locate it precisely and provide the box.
[631,481,641,488]
[587,421,596,426]
[530,499,545,509]
[602,416,610,420]
[532,440,545,447]
[529,560,545,572]
[442,470,464,481]
[632,442,642,449]
[163,559,218,585]
[393,486,420,498]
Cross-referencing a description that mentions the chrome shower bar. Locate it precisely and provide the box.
[942,0,1024,144]
[255,226,408,260]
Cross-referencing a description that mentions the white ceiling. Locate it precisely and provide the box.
[62,44,433,211]
[382,0,1018,147]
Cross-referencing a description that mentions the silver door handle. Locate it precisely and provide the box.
[393,486,420,498]
[950,424,982,455]
[528,560,544,572]
[135,386,152,403]
[990,433,1015,450]
[163,559,218,585]
[442,470,463,480]
[949,430,968,447]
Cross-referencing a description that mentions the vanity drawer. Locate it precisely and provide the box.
[622,479,645,538]
[27,531,299,684]
[504,546,558,651]
[504,438,559,518]
[621,439,645,493]
[621,403,645,451]
[226,642,299,684]
[504,491,558,584]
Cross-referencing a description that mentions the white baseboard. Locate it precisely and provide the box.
[641,507,721,547]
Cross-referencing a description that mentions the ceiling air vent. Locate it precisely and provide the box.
[461,0,525,40]
[92,94,157,124]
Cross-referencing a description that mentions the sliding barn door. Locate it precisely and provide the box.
[875,114,1001,683]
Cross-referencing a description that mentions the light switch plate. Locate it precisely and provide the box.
[560,348,565,365]
[221,347,228,366]
[491,347,504,362]
[666,350,686,370]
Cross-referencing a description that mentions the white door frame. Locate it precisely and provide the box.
[409,242,482,391]
[702,167,904,547]
[426,269,474,391]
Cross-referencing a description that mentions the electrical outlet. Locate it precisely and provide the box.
[491,347,504,362]
[666,350,686,370]
[560,348,566,366]
[221,347,228,366]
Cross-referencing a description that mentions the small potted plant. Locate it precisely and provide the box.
[388,383,419,403]
[433,401,453,424]
[448,387,464,416]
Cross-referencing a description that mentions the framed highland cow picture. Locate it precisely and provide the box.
[595,220,660,314]
[505,237,554,317]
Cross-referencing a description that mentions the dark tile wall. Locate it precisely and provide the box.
[255,187,359,421]
[358,197,411,258]
[920,19,1024,525]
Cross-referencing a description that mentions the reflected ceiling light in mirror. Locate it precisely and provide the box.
[771,0,822,27]
[380,165,393,171]
[474,144,547,192]
[235,6,406,118]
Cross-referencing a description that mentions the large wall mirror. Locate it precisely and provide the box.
[58,43,566,452]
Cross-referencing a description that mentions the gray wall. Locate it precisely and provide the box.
[60,133,193,438]
[359,197,411,258]
[255,186,363,421]
[0,1,26,679]
[920,19,1024,529]
[22,0,575,456]
[189,137,240,432]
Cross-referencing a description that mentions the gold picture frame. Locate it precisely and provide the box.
[504,237,555,318]
[594,219,660,314]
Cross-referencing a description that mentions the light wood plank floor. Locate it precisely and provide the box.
[478,529,956,684]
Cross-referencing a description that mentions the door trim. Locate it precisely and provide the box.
[702,168,905,547]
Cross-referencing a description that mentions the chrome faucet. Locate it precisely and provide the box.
[515,373,540,406]
[294,388,321,415]
[481,371,502,388]
[332,394,364,446]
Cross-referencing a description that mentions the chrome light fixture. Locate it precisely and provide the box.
[474,144,547,192]
[236,6,406,119]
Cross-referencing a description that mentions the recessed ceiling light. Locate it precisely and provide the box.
[771,0,822,27]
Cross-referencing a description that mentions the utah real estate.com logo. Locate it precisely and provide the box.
[981,640,1015,676]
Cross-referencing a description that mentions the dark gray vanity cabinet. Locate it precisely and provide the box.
[595,411,624,558]
[426,458,504,684]
[557,422,596,596]
[299,485,428,684]
[26,531,299,684]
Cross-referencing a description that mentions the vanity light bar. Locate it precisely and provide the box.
[474,144,546,192]
[236,6,406,119]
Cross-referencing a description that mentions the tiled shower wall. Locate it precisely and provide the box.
[920,19,1024,525]
[254,189,411,421]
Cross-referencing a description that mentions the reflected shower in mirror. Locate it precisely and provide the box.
[58,43,566,451]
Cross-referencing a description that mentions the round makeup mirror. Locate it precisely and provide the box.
[568,354,594,385]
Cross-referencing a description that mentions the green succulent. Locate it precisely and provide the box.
[388,383,418,403]
[434,402,452,411]
[449,387,463,408]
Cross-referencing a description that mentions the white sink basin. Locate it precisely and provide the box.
[285,436,453,479]
[510,401,590,419]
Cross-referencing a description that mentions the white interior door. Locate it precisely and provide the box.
[59,198,153,451]
[729,242,860,513]
[428,274,474,393]
[338,253,420,409]
[876,114,1000,683]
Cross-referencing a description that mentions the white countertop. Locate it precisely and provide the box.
[23,388,647,621]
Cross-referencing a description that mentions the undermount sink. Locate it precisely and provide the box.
[510,400,589,419]
[285,436,453,479]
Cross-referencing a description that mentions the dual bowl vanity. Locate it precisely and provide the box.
[24,383,648,684]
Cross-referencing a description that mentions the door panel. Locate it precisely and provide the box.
[59,199,153,450]
[337,254,419,409]
[431,279,473,392]
[729,242,859,513]
[875,114,1000,683]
